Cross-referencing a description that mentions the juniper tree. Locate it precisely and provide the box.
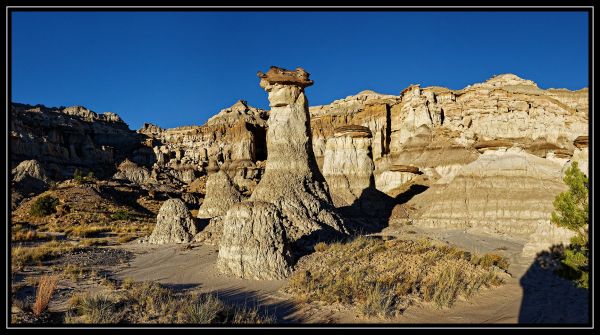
[550,161,589,288]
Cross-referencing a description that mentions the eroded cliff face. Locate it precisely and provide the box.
[11,73,588,258]
[10,103,153,180]
[138,100,268,189]
[310,74,588,195]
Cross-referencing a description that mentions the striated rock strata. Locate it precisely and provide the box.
[216,202,292,280]
[218,66,348,280]
[11,103,154,180]
[411,147,574,254]
[322,125,374,207]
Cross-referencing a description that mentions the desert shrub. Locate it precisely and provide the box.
[181,293,224,324]
[67,294,122,324]
[223,304,276,324]
[79,238,110,247]
[73,169,96,184]
[62,264,84,282]
[360,283,396,318]
[32,275,59,316]
[117,235,137,244]
[66,281,275,324]
[73,169,85,184]
[29,195,59,217]
[550,161,589,289]
[110,209,134,221]
[284,236,507,317]
[472,253,510,271]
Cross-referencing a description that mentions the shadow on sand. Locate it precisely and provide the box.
[209,286,305,323]
[518,247,590,324]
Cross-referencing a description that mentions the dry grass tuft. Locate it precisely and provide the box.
[12,241,76,270]
[32,275,59,316]
[284,236,509,317]
[314,242,329,252]
[66,281,276,324]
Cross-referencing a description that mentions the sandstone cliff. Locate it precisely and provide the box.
[309,74,588,195]
[11,103,153,180]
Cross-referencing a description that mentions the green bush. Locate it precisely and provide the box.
[551,161,588,289]
[74,169,85,184]
[110,209,134,221]
[73,169,95,184]
[29,195,60,217]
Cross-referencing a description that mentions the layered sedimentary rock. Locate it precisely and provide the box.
[11,159,50,208]
[148,198,197,244]
[374,164,422,194]
[218,66,348,280]
[309,74,587,196]
[572,136,589,176]
[322,125,374,207]
[139,100,268,186]
[11,103,153,180]
[12,159,49,188]
[196,170,242,219]
[216,202,292,279]
[411,147,574,253]
[310,91,398,169]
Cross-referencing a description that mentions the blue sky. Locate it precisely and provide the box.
[11,11,589,129]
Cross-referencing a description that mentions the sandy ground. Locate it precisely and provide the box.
[113,227,590,325]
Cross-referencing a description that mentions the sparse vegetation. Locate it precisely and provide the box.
[550,161,589,289]
[32,275,59,316]
[65,281,275,324]
[29,195,59,217]
[66,294,122,324]
[12,228,48,242]
[110,209,134,221]
[65,225,111,238]
[12,241,77,270]
[73,169,96,184]
[285,237,508,318]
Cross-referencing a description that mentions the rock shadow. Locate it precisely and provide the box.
[394,183,429,204]
[210,286,305,324]
[518,246,590,324]
[194,217,211,232]
[338,185,395,235]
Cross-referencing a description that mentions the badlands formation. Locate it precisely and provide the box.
[11,70,588,280]
[217,67,348,279]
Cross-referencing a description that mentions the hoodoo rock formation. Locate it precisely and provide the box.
[10,72,589,260]
[196,170,242,219]
[322,125,375,207]
[148,198,197,244]
[216,202,292,280]
[217,66,348,280]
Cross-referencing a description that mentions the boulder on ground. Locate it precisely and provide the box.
[148,198,197,244]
